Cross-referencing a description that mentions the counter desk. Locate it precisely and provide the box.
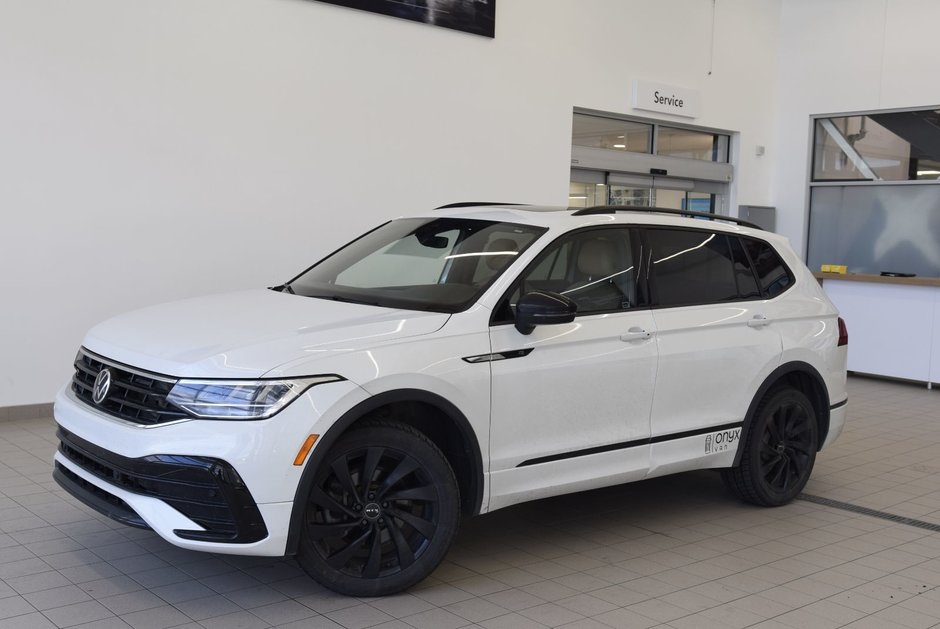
[814,273,940,388]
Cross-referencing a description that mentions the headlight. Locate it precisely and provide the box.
[166,375,344,420]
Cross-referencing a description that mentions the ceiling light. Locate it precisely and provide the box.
[613,144,626,149]
[569,195,587,199]
[917,170,940,175]
[617,135,625,139]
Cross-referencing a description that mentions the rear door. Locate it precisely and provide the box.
[644,227,783,476]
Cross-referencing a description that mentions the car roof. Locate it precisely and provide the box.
[421,204,781,242]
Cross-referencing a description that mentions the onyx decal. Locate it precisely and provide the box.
[705,428,741,454]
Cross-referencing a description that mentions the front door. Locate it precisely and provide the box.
[485,227,658,510]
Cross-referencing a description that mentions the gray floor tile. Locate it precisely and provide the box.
[97,590,167,615]
[198,610,271,629]
[0,596,36,620]
[172,594,243,621]
[41,600,115,628]
[118,604,192,629]
[5,570,71,595]
[147,580,214,604]
[21,584,91,611]
[0,612,56,629]
[248,599,317,625]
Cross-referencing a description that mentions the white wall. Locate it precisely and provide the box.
[773,0,940,256]
[0,0,781,406]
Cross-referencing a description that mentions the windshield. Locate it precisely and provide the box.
[287,217,546,313]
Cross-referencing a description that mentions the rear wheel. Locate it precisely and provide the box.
[297,421,459,596]
[722,388,818,506]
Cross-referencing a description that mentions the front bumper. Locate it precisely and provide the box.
[54,427,267,543]
[53,379,366,556]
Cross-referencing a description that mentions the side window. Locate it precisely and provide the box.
[647,229,738,307]
[524,240,572,285]
[741,237,793,298]
[499,228,636,319]
[729,237,762,299]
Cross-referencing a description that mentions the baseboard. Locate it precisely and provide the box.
[0,403,54,422]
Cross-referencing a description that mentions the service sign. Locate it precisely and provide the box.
[632,80,701,119]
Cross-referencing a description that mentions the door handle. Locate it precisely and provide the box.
[747,314,771,328]
[620,327,653,342]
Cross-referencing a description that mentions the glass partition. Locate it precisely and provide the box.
[813,110,940,181]
[808,185,940,277]
[608,186,653,207]
[657,126,730,162]
[572,114,652,153]
[572,114,730,163]
[568,182,607,208]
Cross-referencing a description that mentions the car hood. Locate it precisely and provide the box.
[82,289,450,379]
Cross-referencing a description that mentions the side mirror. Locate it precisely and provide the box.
[515,290,577,335]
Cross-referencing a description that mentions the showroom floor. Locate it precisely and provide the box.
[1,376,939,629]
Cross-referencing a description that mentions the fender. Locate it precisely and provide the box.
[284,389,484,555]
[732,361,830,467]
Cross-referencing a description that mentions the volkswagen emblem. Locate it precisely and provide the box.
[92,368,112,405]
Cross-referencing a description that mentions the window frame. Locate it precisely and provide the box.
[641,226,795,310]
[489,226,648,327]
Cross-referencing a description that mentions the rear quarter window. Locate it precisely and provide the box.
[741,237,794,298]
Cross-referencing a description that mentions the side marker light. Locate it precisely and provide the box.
[293,434,319,466]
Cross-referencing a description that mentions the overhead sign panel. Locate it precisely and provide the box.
[632,80,701,119]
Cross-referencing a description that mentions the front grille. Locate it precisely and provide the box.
[57,427,268,544]
[71,349,189,425]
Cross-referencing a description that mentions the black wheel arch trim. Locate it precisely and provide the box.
[732,361,831,467]
[284,388,484,556]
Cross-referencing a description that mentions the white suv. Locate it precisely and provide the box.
[53,204,848,596]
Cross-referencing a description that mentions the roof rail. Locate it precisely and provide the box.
[435,202,529,210]
[571,205,763,230]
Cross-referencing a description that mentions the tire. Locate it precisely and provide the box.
[297,420,460,596]
[722,388,818,507]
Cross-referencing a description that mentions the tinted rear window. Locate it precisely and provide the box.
[647,229,738,307]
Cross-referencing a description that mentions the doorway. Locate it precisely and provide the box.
[569,173,727,213]
[569,110,733,214]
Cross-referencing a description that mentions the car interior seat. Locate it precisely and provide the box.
[562,238,628,311]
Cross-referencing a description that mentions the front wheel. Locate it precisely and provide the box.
[297,421,460,596]
[722,388,818,506]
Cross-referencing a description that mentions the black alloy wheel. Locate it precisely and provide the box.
[297,421,459,596]
[722,388,818,507]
